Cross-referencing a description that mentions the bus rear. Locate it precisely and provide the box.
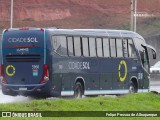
[1,28,50,97]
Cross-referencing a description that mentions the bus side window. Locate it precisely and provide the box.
[116,39,123,57]
[52,36,60,51]
[128,39,137,58]
[59,36,67,56]
[74,37,81,56]
[52,36,68,56]
[96,38,103,57]
[110,38,116,57]
[82,37,89,57]
[123,39,128,57]
[103,38,110,57]
[89,37,96,57]
[67,37,74,56]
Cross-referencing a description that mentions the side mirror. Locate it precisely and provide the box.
[145,44,156,59]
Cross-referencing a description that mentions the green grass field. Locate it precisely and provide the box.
[0,93,160,120]
[0,93,160,111]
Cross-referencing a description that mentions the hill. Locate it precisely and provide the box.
[1,0,160,30]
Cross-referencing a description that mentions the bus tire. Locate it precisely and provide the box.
[73,82,83,98]
[129,82,137,93]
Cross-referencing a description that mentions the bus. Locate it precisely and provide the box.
[0,28,156,98]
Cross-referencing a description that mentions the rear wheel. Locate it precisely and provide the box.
[73,82,83,98]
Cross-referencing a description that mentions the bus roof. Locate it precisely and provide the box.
[46,29,144,40]
[2,28,144,40]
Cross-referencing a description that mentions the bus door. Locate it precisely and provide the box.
[2,29,45,86]
[139,45,150,91]
[144,44,156,90]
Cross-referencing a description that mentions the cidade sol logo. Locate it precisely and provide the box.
[8,37,38,43]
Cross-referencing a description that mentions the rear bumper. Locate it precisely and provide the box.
[1,82,52,97]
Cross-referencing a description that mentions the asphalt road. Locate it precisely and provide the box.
[0,91,34,103]
[0,74,159,103]
[150,74,160,92]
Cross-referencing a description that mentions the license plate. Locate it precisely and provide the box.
[19,87,27,90]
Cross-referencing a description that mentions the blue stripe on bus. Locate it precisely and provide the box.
[44,29,46,64]
[85,90,129,95]
[61,89,149,96]
[61,91,74,96]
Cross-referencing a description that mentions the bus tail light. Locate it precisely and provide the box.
[0,64,4,76]
[40,64,49,84]
[40,28,44,31]
[0,64,7,84]
[4,29,8,33]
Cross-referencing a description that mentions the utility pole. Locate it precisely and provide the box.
[134,0,137,32]
[131,0,134,31]
[131,0,137,32]
[10,0,13,28]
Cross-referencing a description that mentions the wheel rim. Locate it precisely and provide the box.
[74,84,82,98]
[129,85,135,93]
[77,88,81,98]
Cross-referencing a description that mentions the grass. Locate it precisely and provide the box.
[0,93,160,120]
[0,93,160,111]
